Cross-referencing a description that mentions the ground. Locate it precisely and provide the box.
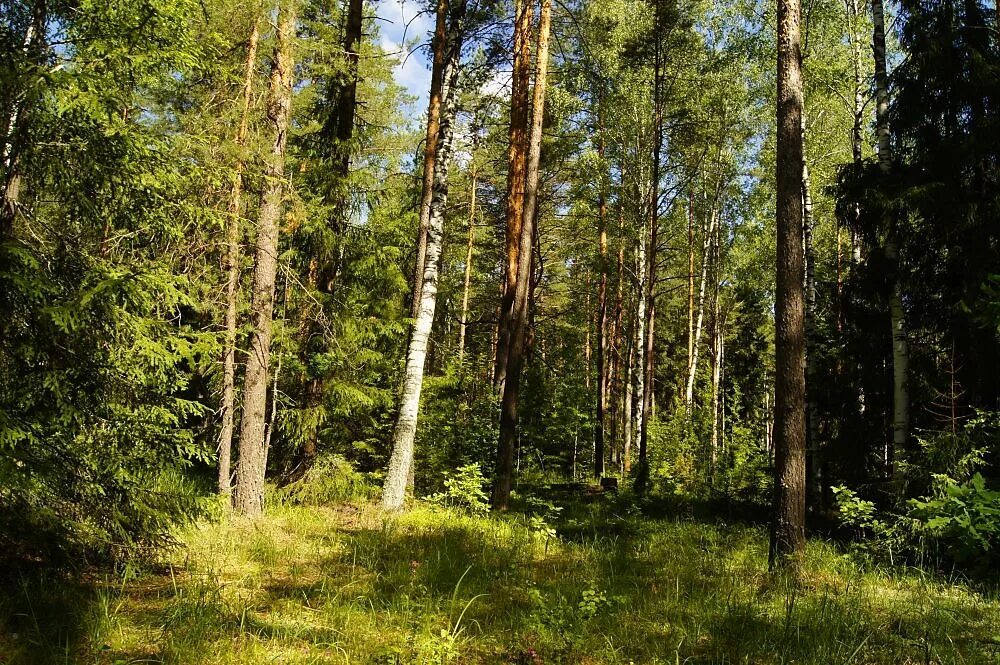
[3,494,1000,664]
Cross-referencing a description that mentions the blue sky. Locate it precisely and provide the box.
[376,0,434,116]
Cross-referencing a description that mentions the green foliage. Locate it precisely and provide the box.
[277,454,379,506]
[425,463,490,514]
[909,473,1000,568]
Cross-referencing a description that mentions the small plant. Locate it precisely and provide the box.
[278,454,378,506]
[577,586,610,620]
[908,472,1000,566]
[425,463,490,513]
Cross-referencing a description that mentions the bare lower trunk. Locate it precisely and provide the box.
[594,157,608,478]
[769,0,807,568]
[218,15,261,495]
[633,218,647,455]
[233,0,297,517]
[802,121,822,511]
[872,0,910,483]
[685,204,719,409]
[458,161,477,364]
[494,0,551,510]
[382,7,465,511]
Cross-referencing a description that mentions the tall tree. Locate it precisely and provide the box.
[381,0,467,511]
[409,0,450,321]
[232,0,298,517]
[770,0,807,567]
[872,0,910,483]
[218,14,261,495]
[493,0,551,510]
[494,0,535,389]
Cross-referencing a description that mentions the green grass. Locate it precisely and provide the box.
[3,494,1000,664]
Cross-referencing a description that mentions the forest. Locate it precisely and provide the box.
[0,0,999,660]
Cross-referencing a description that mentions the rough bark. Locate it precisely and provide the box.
[218,15,261,495]
[381,2,466,511]
[233,0,297,518]
[595,153,608,478]
[493,0,550,510]
[494,0,534,389]
[770,0,807,568]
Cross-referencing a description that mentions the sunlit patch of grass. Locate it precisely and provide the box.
[4,495,1000,664]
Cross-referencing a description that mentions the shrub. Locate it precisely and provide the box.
[908,473,1000,567]
[425,463,490,513]
[278,454,379,506]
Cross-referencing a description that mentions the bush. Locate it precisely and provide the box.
[908,473,1000,567]
[425,463,490,514]
[278,454,379,506]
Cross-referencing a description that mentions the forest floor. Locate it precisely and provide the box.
[4,492,1000,664]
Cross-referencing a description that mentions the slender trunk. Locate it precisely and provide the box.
[382,2,465,511]
[802,118,822,512]
[710,306,722,484]
[233,0,298,517]
[633,216,647,455]
[847,0,864,263]
[769,0,807,568]
[493,0,550,510]
[410,0,449,320]
[685,204,719,409]
[872,0,910,483]
[218,15,261,495]
[595,172,608,477]
[637,27,662,490]
[687,195,695,378]
[494,0,535,388]
[458,160,477,364]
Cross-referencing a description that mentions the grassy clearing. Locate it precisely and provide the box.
[3,495,1000,664]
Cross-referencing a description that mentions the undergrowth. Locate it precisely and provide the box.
[2,493,999,664]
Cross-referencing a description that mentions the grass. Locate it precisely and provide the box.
[2,492,1000,664]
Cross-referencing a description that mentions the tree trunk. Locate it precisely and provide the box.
[493,0,551,511]
[633,215,647,459]
[232,0,297,518]
[802,118,823,512]
[872,0,910,484]
[769,0,807,568]
[218,15,261,495]
[382,2,466,511]
[494,0,535,389]
[637,24,662,492]
[409,0,449,321]
[458,159,477,364]
[685,202,719,409]
[595,154,608,477]
[687,195,695,381]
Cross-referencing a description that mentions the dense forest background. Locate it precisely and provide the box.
[0,0,998,611]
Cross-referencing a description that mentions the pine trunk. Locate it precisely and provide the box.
[493,0,551,510]
[494,0,534,389]
[232,0,297,517]
[770,0,807,568]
